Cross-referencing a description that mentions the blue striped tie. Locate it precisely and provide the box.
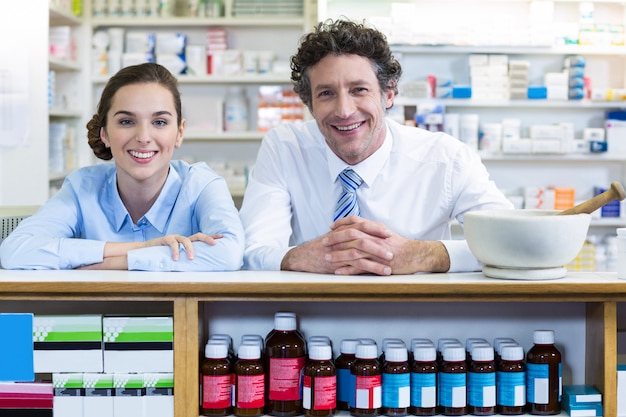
[334,168,363,221]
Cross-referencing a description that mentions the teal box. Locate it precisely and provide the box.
[0,313,34,382]
[563,384,602,405]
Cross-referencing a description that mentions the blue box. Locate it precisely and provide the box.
[452,85,471,99]
[528,86,548,99]
[0,314,34,382]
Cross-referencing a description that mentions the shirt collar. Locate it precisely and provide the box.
[102,164,182,232]
[327,121,393,187]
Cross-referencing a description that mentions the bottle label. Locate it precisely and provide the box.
[351,375,382,409]
[303,375,337,410]
[236,374,265,409]
[468,371,496,407]
[527,362,562,404]
[382,372,410,408]
[269,357,306,400]
[438,372,466,408]
[337,368,354,403]
[497,370,525,407]
[410,372,436,408]
[202,374,232,408]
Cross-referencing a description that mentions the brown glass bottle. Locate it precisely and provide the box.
[234,343,265,417]
[265,312,306,416]
[467,345,496,416]
[526,330,561,415]
[201,342,233,416]
[335,339,359,411]
[381,346,410,417]
[438,346,467,416]
[410,346,438,416]
[350,343,382,417]
[303,343,336,417]
[497,345,526,415]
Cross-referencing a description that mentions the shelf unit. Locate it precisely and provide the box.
[48,5,89,194]
[0,269,623,417]
[81,2,316,199]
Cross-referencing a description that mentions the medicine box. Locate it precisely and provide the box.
[53,373,83,417]
[113,373,143,417]
[563,384,602,404]
[33,315,103,373]
[83,373,114,417]
[143,373,174,417]
[0,313,34,382]
[619,364,626,416]
[103,316,173,373]
[0,381,53,414]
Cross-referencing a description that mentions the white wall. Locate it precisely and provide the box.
[0,1,48,205]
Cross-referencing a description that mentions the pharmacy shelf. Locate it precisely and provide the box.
[49,56,82,72]
[391,44,626,56]
[184,129,264,141]
[89,16,306,28]
[49,6,81,25]
[479,153,626,162]
[394,97,626,109]
[49,107,82,118]
[92,74,292,85]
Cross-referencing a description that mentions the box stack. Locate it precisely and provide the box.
[563,385,603,416]
[469,54,509,100]
[508,60,529,100]
[232,0,303,17]
[0,382,53,417]
[155,33,187,75]
[551,186,575,210]
[565,56,586,100]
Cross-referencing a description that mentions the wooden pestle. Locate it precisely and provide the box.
[558,181,626,215]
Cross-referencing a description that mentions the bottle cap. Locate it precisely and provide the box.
[437,338,461,351]
[442,346,465,362]
[357,338,376,345]
[465,338,488,352]
[355,343,378,359]
[385,346,408,362]
[241,334,264,348]
[496,342,519,355]
[493,337,516,351]
[501,345,524,361]
[382,338,405,351]
[533,330,555,344]
[308,335,331,345]
[238,343,261,360]
[309,344,332,360]
[413,346,436,362]
[471,346,494,362]
[274,312,297,331]
[340,339,359,354]
[411,338,434,349]
[205,342,229,359]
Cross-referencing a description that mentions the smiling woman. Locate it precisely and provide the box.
[0,63,245,272]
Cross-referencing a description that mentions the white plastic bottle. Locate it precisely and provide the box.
[224,86,249,132]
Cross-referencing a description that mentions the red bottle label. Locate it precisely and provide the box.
[202,374,232,408]
[269,357,306,400]
[304,375,337,410]
[236,374,265,408]
[355,375,382,409]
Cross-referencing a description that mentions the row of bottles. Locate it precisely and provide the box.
[200,312,563,417]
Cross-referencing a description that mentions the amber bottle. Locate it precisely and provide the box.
[265,312,306,416]
[497,345,526,415]
[526,330,561,415]
[410,345,438,416]
[303,343,336,417]
[201,342,233,416]
[381,345,410,417]
[467,345,496,416]
[350,343,381,417]
[335,339,359,411]
[234,343,265,417]
[438,346,467,416]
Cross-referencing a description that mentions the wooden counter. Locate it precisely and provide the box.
[0,269,622,416]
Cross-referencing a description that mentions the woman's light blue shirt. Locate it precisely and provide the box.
[0,160,244,271]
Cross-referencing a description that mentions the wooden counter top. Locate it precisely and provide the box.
[0,270,623,302]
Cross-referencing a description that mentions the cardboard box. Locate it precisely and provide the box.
[33,315,103,373]
[53,373,83,417]
[103,317,173,373]
[618,364,626,416]
[143,373,174,417]
[83,373,114,417]
[0,313,34,382]
[113,373,143,417]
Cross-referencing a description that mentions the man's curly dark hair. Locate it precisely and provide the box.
[290,19,402,109]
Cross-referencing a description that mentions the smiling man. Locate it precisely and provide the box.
[239,19,513,276]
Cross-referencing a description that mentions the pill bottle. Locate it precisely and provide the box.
[492,337,516,363]
[265,311,306,416]
[336,339,359,411]
[234,343,265,417]
[467,340,491,363]
[379,338,405,363]
[526,330,562,415]
[467,345,496,416]
[303,343,336,417]
[224,85,249,132]
[617,228,626,279]
[201,342,233,416]
[438,346,467,416]
[241,334,264,359]
[465,338,488,362]
[410,338,434,363]
[381,345,410,416]
[210,333,235,363]
[436,338,461,365]
[496,345,526,415]
[350,343,381,416]
[410,345,438,416]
